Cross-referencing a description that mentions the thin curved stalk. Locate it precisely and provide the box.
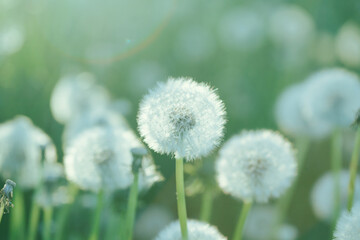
[232,201,252,240]
[125,172,139,240]
[347,128,360,210]
[176,158,188,240]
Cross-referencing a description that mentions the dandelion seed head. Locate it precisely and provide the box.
[335,21,360,68]
[311,170,360,222]
[155,219,227,240]
[302,68,360,131]
[216,130,297,203]
[50,72,110,124]
[0,116,57,188]
[134,205,175,240]
[275,83,331,139]
[64,126,162,193]
[333,203,360,240]
[138,78,226,160]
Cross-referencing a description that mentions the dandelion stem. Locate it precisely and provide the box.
[331,129,342,226]
[274,137,309,235]
[347,128,360,211]
[125,172,139,240]
[43,207,53,240]
[55,184,79,240]
[10,188,25,240]
[176,157,188,240]
[89,189,105,240]
[28,201,40,240]
[232,201,252,240]
[200,189,213,222]
[0,201,4,224]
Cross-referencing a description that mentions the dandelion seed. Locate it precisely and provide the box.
[50,72,110,124]
[333,203,360,240]
[311,170,360,222]
[0,179,16,214]
[137,78,226,160]
[64,126,162,193]
[301,68,360,131]
[0,116,57,188]
[155,219,227,240]
[216,130,297,203]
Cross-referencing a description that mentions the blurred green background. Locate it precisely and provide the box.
[1,0,360,239]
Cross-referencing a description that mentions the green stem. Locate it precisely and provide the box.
[55,184,79,240]
[89,189,105,240]
[10,188,25,240]
[331,129,342,226]
[28,201,41,240]
[0,200,4,224]
[347,128,360,211]
[199,189,213,222]
[43,207,53,240]
[274,137,310,234]
[125,172,139,240]
[232,201,253,240]
[176,158,188,240]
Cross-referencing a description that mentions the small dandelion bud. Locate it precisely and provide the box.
[216,130,297,203]
[302,68,360,130]
[0,179,16,214]
[155,219,227,240]
[311,171,360,222]
[137,78,226,160]
[333,202,360,240]
[351,109,360,129]
[131,147,147,174]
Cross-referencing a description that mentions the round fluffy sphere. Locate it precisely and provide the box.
[275,83,331,139]
[335,22,360,68]
[311,170,360,222]
[333,203,360,240]
[155,219,227,240]
[216,130,297,203]
[137,78,226,160]
[0,115,57,189]
[134,205,175,240]
[244,205,298,240]
[62,107,128,148]
[302,68,360,131]
[50,72,110,124]
[64,126,162,192]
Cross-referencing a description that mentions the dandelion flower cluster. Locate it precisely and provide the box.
[64,126,162,192]
[50,72,110,124]
[302,68,360,131]
[311,170,360,221]
[0,116,57,188]
[216,130,297,202]
[155,219,227,240]
[138,78,226,160]
[333,203,360,240]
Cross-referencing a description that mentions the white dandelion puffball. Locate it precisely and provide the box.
[216,130,297,203]
[301,68,360,131]
[62,107,128,148]
[64,126,162,192]
[134,205,175,240]
[50,72,110,124]
[333,203,360,240]
[155,219,227,240]
[335,21,360,68]
[138,78,226,160]
[0,115,57,188]
[0,22,25,56]
[244,205,298,240]
[275,83,331,139]
[218,6,266,52]
[269,5,314,48]
[311,170,360,222]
